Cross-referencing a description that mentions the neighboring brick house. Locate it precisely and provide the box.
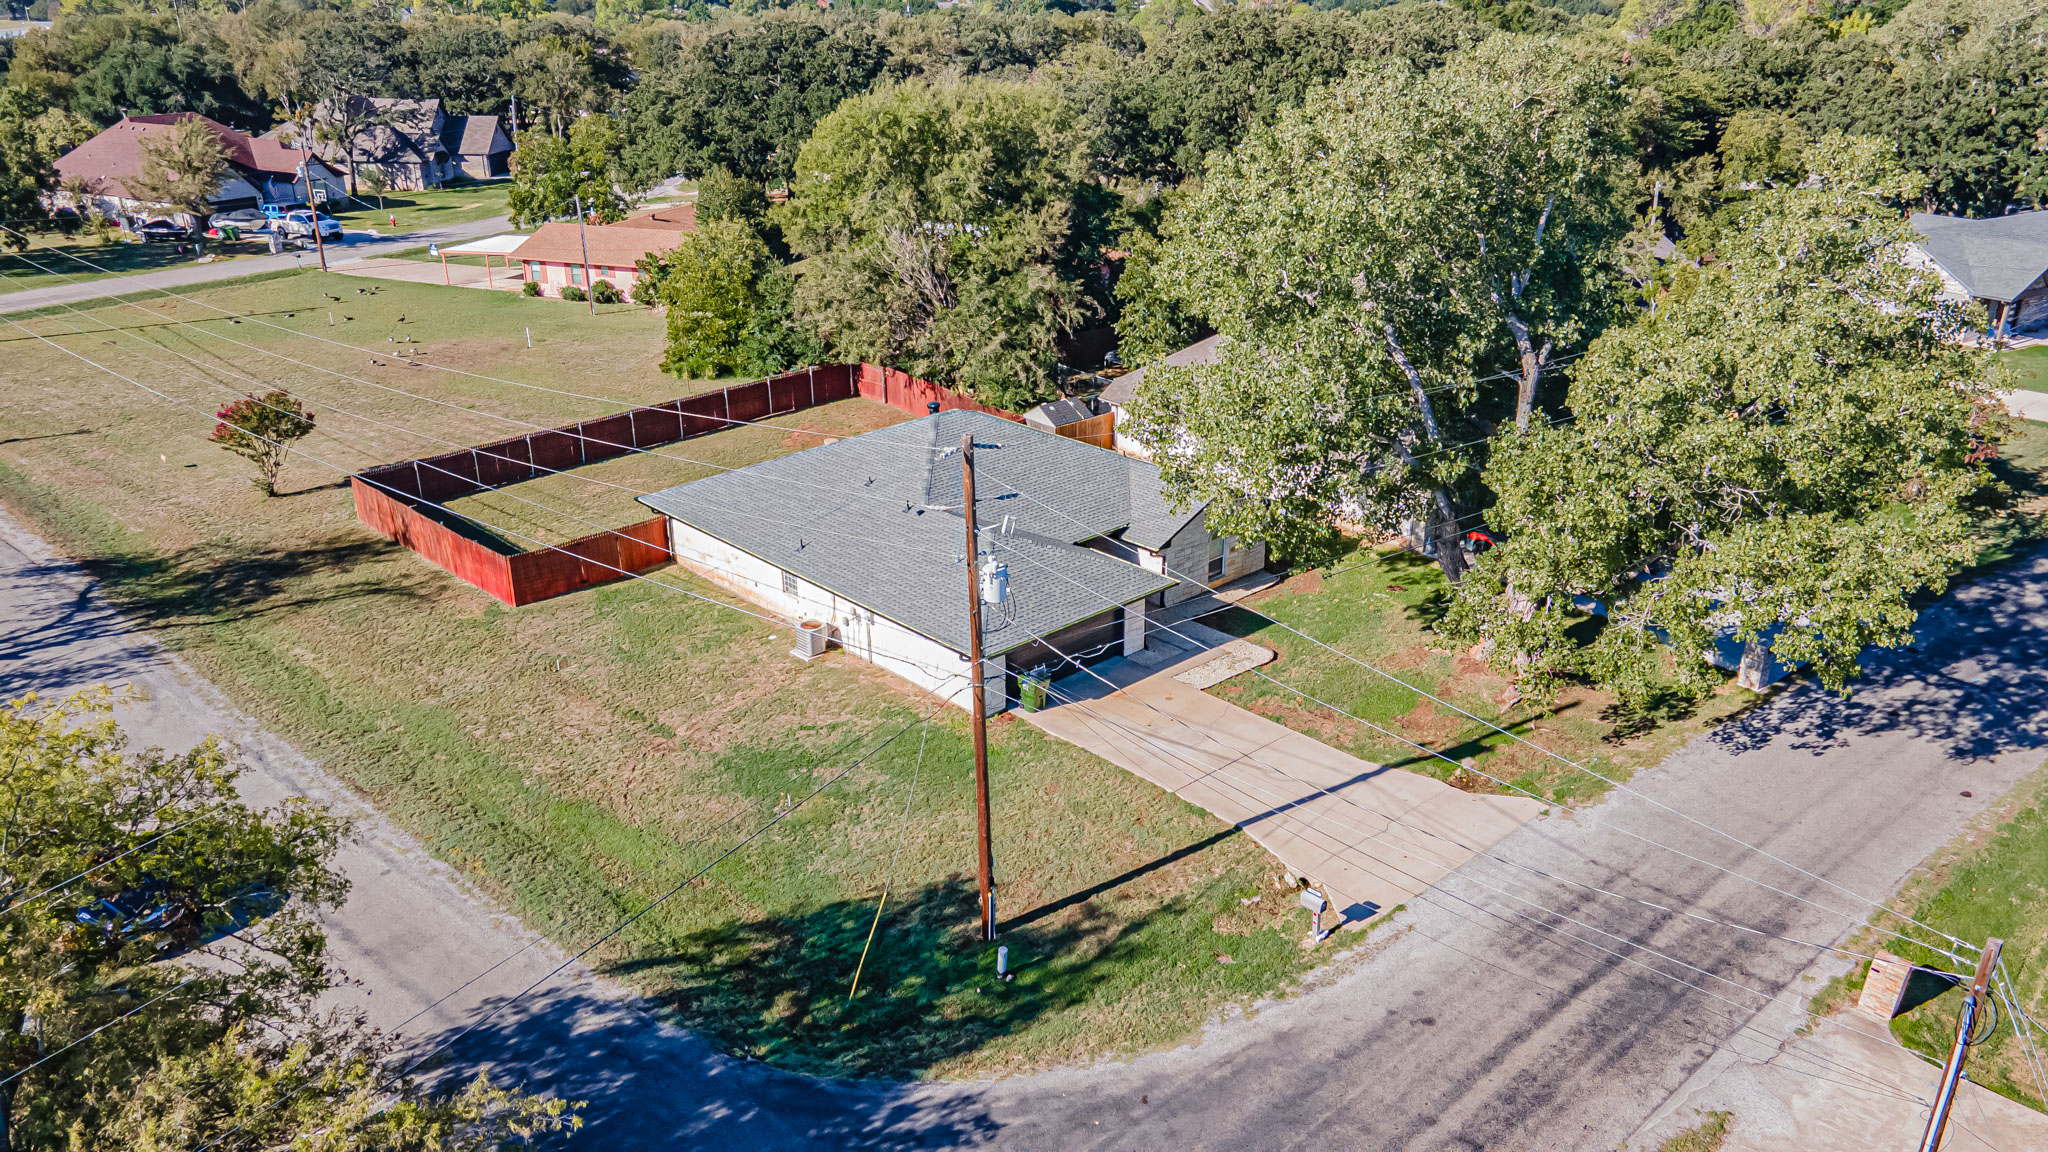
[51,113,346,227]
[510,206,695,297]
[636,409,1264,713]
[1908,210,2048,338]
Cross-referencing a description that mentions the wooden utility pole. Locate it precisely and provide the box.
[298,152,328,273]
[572,191,595,316]
[961,430,996,941]
[1919,938,2004,1152]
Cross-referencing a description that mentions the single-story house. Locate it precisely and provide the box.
[1907,210,2048,338]
[266,97,458,191]
[441,114,512,180]
[511,220,681,297]
[510,206,694,297]
[1099,333,1222,458]
[52,113,346,227]
[636,409,1266,712]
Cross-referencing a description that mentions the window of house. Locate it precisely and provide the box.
[1208,536,1229,581]
[569,265,584,286]
[782,570,798,596]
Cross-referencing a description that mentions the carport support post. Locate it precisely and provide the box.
[962,430,996,942]
[1919,937,2003,1152]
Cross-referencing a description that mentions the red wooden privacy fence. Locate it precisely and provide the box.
[351,364,1021,605]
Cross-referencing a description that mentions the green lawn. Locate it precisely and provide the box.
[1999,345,2048,394]
[0,234,275,296]
[326,180,512,234]
[1205,546,1757,807]
[0,271,1336,1079]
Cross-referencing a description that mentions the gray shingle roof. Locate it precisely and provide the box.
[637,410,1191,657]
[1100,333,1224,407]
[442,115,510,158]
[1911,211,2048,302]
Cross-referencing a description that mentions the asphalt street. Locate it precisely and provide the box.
[2,501,2043,1150]
[0,215,516,315]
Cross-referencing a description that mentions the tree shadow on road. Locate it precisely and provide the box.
[1704,546,2048,761]
[403,984,1000,1151]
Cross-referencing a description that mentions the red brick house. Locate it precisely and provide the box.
[511,205,696,298]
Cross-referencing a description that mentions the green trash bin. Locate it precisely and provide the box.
[1017,672,1050,713]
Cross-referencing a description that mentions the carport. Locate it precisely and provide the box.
[434,234,528,287]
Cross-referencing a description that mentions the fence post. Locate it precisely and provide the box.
[411,461,424,499]
[725,387,732,428]
[808,366,816,409]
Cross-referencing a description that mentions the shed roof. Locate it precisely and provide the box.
[1101,333,1224,408]
[1026,397,1100,428]
[637,410,1194,657]
[510,221,686,268]
[1910,211,2048,302]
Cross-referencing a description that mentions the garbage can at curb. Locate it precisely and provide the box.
[1017,672,1050,713]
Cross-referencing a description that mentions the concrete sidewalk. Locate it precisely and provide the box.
[1665,1015,2048,1150]
[2001,388,2048,423]
[1025,629,1544,923]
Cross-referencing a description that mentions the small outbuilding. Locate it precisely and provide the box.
[636,409,1265,712]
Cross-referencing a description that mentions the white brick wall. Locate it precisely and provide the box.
[666,520,1002,712]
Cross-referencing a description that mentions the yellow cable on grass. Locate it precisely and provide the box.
[847,713,935,1004]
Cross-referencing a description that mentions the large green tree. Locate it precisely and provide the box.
[620,14,889,187]
[507,114,630,228]
[1448,136,1997,704]
[653,218,817,379]
[404,17,512,118]
[1124,35,1632,578]
[782,75,1099,410]
[0,688,584,1150]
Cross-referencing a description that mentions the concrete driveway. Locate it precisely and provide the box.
[1026,624,1543,924]
[4,497,2046,1149]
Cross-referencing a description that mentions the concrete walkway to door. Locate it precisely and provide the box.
[1024,624,1545,925]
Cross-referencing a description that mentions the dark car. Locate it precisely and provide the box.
[136,219,191,243]
[69,879,284,956]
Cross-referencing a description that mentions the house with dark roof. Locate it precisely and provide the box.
[1908,211,2048,338]
[1099,333,1223,458]
[266,97,460,191]
[510,206,695,298]
[442,114,512,180]
[52,114,347,227]
[636,409,1265,711]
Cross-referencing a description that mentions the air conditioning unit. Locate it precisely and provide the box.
[792,619,829,661]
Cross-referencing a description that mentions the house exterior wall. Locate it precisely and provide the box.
[453,153,508,180]
[1108,404,1152,459]
[521,259,643,297]
[1136,509,1266,605]
[665,519,1002,712]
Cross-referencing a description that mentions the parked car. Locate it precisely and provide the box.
[275,210,341,240]
[136,218,190,242]
[211,208,270,230]
[68,878,285,956]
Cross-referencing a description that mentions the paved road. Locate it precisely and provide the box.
[2,499,2044,1149]
[0,215,515,315]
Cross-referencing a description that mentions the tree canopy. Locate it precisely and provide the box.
[1447,136,1998,704]
[0,689,580,1151]
[1124,35,1632,578]
[783,75,1099,410]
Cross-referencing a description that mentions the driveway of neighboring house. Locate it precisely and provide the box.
[1024,621,1545,924]
[0,215,513,315]
[332,255,525,293]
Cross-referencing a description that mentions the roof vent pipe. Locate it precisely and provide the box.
[928,401,940,415]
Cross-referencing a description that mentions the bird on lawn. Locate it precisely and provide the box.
[396,314,406,323]
[324,293,341,301]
